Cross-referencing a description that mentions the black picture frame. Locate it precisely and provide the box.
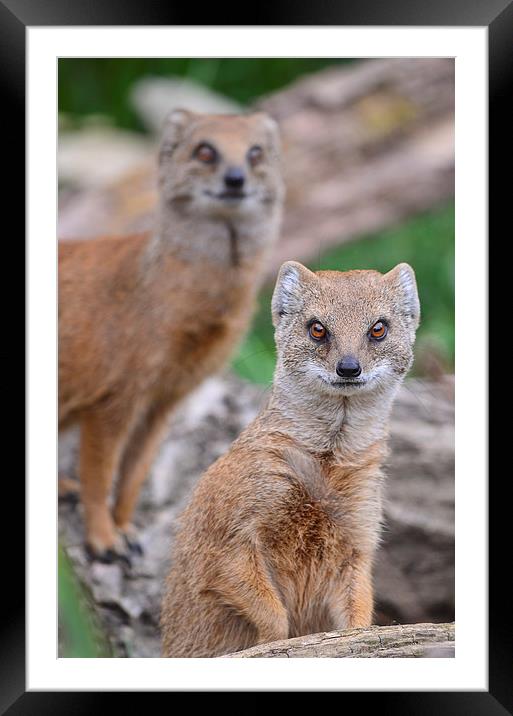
[7,0,501,710]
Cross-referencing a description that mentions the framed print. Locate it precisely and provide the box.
[6,0,504,709]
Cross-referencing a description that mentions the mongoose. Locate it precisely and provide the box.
[59,110,284,562]
[161,260,420,657]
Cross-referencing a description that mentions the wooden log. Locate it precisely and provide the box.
[222,622,455,658]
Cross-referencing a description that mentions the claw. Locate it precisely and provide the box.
[125,536,144,556]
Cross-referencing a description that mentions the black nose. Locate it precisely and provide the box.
[336,356,361,378]
[224,167,245,189]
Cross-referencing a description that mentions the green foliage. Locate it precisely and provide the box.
[233,203,455,385]
[58,545,110,657]
[58,58,351,132]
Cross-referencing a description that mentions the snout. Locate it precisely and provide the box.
[336,356,362,378]
[224,167,245,192]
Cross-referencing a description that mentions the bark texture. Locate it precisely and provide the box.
[222,622,455,658]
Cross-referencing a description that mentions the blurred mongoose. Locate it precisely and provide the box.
[59,110,284,562]
[161,261,420,657]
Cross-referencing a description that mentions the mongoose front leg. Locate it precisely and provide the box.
[212,545,289,648]
[112,404,171,550]
[328,555,374,630]
[79,412,131,562]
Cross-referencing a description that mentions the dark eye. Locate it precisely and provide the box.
[369,320,388,340]
[194,143,217,164]
[309,321,327,341]
[247,145,264,167]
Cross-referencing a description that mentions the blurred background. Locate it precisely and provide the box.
[58,58,455,657]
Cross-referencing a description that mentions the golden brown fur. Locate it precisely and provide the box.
[59,110,284,560]
[161,261,420,656]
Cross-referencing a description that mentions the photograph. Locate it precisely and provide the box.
[56,56,455,659]
[13,8,497,702]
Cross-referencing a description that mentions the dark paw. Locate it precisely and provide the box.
[58,490,79,507]
[58,475,80,506]
[85,544,132,568]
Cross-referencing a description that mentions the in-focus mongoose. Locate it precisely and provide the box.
[59,110,284,562]
[161,260,420,656]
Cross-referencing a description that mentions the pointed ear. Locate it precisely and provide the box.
[159,108,196,162]
[251,111,281,153]
[271,261,316,327]
[384,263,420,327]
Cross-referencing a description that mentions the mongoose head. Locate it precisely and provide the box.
[158,109,284,220]
[271,262,420,398]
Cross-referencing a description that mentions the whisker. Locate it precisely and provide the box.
[232,347,274,367]
[401,380,443,417]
